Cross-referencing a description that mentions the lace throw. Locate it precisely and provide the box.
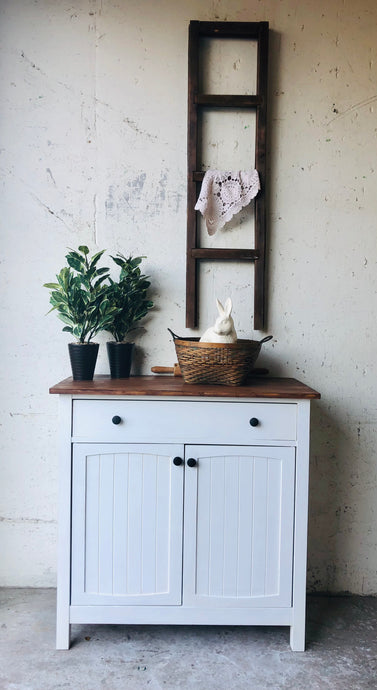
[195,169,260,235]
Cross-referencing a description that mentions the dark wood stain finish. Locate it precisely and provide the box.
[195,94,263,107]
[191,248,260,260]
[186,21,269,330]
[253,22,269,330]
[186,20,200,329]
[50,375,320,399]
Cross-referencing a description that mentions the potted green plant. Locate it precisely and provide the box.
[44,245,117,380]
[105,254,154,378]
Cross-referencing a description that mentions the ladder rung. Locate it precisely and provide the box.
[192,169,262,182]
[195,94,263,108]
[196,21,263,38]
[191,248,259,261]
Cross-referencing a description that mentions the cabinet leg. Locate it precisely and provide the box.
[289,624,305,652]
[56,588,71,649]
[56,621,71,650]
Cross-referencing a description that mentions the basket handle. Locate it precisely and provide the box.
[168,328,179,341]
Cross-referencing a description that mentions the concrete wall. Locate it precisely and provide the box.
[1,0,376,592]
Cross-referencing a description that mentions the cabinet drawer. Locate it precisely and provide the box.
[72,400,297,443]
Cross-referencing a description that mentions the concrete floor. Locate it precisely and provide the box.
[0,589,376,690]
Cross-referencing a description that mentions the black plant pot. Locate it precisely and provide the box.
[106,341,134,378]
[68,342,99,381]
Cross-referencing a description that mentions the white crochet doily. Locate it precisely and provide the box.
[195,169,260,235]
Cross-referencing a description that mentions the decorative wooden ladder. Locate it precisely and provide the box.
[186,20,269,330]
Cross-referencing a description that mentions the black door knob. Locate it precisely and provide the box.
[187,458,197,467]
[112,415,122,425]
[249,417,259,427]
[173,456,183,466]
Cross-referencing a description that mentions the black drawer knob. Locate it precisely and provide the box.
[249,417,259,427]
[112,415,122,425]
[173,456,183,466]
[187,458,197,467]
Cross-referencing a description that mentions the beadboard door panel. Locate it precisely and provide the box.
[183,445,295,607]
[71,444,184,606]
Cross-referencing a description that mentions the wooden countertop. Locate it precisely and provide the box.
[49,375,320,399]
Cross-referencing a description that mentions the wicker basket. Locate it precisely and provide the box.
[169,330,273,386]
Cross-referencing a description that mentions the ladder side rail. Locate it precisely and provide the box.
[186,21,200,327]
[253,22,269,330]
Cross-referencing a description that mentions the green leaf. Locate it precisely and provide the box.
[110,256,126,268]
[131,256,143,268]
[66,250,85,264]
[89,249,106,268]
[78,245,89,255]
[50,290,68,303]
[78,275,91,290]
[57,267,68,285]
[99,299,109,315]
[57,312,75,326]
[95,266,110,276]
[91,276,107,291]
[66,256,84,272]
[72,325,83,338]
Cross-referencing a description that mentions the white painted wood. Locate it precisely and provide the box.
[56,395,72,650]
[112,454,128,594]
[126,452,143,595]
[265,458,283,596]
[209,455,225,597]
[237,458,254,597]
[290,400,311,651]
[141,452,157,595]
[251,457,268,597]
[86,455,100,593]
[72,400,297,443]
[71,443,184,606]
[183,446,295,608]
[56,391,313,651]
[223,458,239,597]
[156,453,171,595]
[69,604,293,626]
[98,453,114,595]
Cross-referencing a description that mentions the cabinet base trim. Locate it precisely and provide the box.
[69,605,293,626]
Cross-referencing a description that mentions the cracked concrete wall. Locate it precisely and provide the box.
[0,0,376,591]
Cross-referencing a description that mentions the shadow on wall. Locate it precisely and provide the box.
[307,401,367,594]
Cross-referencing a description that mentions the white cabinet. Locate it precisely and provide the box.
[51,376,320,651]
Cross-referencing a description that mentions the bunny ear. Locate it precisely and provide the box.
[216,298,225,315]
[224,297,232,316]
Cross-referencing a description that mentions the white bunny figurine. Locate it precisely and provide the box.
[199,298,238,343]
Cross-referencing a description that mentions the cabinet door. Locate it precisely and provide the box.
[71,444,184,605]
[183,446,295,608]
